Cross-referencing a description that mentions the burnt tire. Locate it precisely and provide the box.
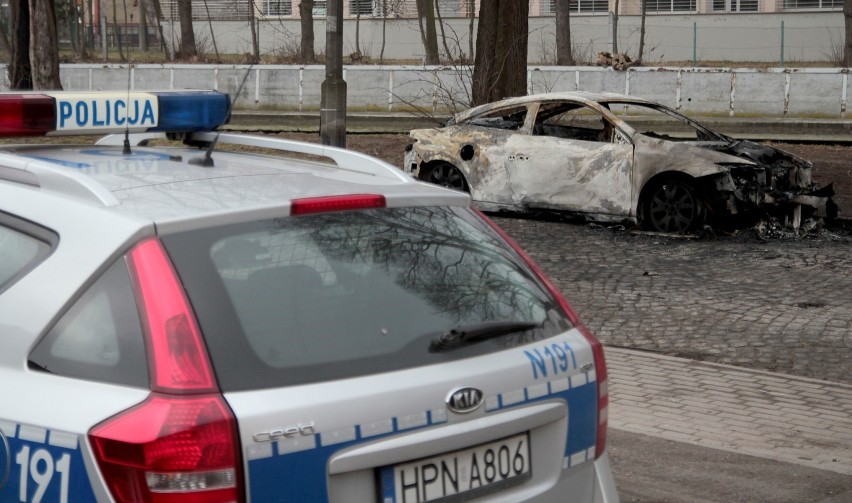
[421,162,469,192]
[641,178,705,233]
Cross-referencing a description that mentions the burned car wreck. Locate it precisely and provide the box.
[403,92,835,233]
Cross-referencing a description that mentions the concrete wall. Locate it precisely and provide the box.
[160,11,845,65]
[8,64,847,119]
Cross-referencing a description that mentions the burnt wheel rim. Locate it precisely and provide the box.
[427,164,467,191]
[647,181,699,233]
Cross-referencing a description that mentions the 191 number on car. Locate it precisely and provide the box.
[15,446,71,503]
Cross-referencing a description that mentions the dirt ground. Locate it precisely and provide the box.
[276,133,852,222]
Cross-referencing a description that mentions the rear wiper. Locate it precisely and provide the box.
[429,321,541,352]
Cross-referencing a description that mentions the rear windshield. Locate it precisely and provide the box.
[163,207,572,391]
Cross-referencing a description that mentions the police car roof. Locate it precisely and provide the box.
[0,91,469,232]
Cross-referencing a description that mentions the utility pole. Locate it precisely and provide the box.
[321,0,346,147]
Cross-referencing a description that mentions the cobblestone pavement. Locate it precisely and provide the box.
[494,217,852,486]
[493,217,852,385]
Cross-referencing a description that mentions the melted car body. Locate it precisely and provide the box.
[404,92,834,233]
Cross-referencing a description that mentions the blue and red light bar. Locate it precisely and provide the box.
[0,90,230,137]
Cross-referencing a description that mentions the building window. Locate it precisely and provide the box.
[646,0,698,12]
[542,0,609,14]
[161,0,250,20]
[314,0,328,15]
[712,0,758,11]
[782,0,843,8]
[436,0,467,16]
[266,0,292,16]
[571,0,609,12]
[350,0,374,16]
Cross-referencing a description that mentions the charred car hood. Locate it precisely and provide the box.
[708,138,812,170]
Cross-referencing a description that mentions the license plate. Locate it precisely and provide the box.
[380,433,531,503]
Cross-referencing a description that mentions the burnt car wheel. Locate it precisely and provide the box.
[641,178,705,233]
[422,162,469,192]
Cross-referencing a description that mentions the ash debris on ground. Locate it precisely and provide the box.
[722,217,852,243]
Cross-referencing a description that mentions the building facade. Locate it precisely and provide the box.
[152,0,845,21]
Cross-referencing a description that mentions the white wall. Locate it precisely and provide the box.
[9,64,846,119]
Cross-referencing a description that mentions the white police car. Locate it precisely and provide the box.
[0,90,618,503]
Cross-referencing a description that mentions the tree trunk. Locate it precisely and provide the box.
[416,0,439,64]
[355,10,361,56]
[9,0,32,89]
[380,1,387,63]
[139,0,166,57]
[555,0,573,65]
[112,0,125,61]
[611,0,619,54]
[85,0,94,54]
[472,0,528,106]
[299,0,315,63]
[29,0,61,89]
[0,6,15,57]
[638,0,647,64]
[845,0,852,67]
[434,0,453,61]
[177,0,196,58]
[202,0,220,61]
[0,22,12,58]
[139,0,148,51]
[468,1,474,63]
[249,0,258,59]
[63,0,78,55]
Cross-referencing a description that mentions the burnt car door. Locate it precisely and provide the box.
[502,101,635,220]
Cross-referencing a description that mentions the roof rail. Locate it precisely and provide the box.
[0,152,118,206]
[187,132,413,183]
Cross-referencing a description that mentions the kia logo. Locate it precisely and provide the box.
[447,387,484,414]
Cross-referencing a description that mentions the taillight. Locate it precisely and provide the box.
[89,238,243,502]
[90,394,240,503]
[290,194,386,215]
[127,238,217,393]
[477,211,609,459]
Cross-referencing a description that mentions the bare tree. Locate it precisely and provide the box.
[472,0,528,106]
[375,0,408,63]
[202,0,220,61]
[112,0,126,61]
[434,0,454,61]
[248,0,259,59]
[176,0,197,57]
[611,0,619,53]
[845,0,852,66]
[139,0,169,58]
[29,0,62,89]
[0,22,11,58]
[416,0,439,64]
[299,1,316,63]
[55,0,82,58]
[9,0,32,89]
[555,0,573,65]
[637,0,647,64]
[466,0,474,63]
[354,0,363,58]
